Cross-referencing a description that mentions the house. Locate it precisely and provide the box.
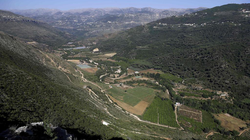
[135,71,139,74]
[175,102,182,107]
[93,48,99,53]
[220,93,228,99]
[101,120,109,126]
[115,68,121,74]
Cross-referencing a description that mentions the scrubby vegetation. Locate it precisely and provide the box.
[0,32,121,139]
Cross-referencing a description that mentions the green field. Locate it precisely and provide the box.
[178,111,220,133]
[107,86,155,106]
[179,89,216,98]
[179,91,201,97]
[142,97,179,127]
[160,73,182,83]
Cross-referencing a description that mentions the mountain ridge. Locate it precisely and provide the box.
[0,10,69,47]
[10,7,206,39]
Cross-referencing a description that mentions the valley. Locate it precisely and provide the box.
[0,3,250,140]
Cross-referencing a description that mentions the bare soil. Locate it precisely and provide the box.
[83,67,98,73]
[178,105,202,122]
[139,69,162,74]
[118,77,153,83]
[213,113,247,132]
[67,59,81,64]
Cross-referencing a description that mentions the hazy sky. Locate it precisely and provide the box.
[0,0,249,10]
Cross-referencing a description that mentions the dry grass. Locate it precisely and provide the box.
[109,95,149,115]
[127,68,135,74]
[83,67,98,73]
[139,69,163,74]
[213,113,247,132]
[178,105,202,122]
[67,59,81,64]
[103,53,117,57]
[118,77,153,83]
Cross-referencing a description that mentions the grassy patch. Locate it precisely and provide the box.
[80,70,99,82]
[242,98,250,104]
[107,86,155,106]
[179,91,201,97]
[178,111,219,133]
[160,73,182,83]
[142,97,179,127]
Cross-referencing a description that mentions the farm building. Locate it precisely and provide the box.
[101,120,109,126]
[175,102,182,107]
[93,48,99,53]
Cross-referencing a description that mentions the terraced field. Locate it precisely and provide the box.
[107,86,156,106]
[142,97,179,127]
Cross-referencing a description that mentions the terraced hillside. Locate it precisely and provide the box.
[97,4,250,120]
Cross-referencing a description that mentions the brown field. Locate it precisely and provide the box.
[118,77,153,83]
[139,69,163,74]
[103,53,117,57]
[67,59,81,64]
[109,95,149,115]
[127,68,135,74]
[83,67,98,73]
[213,113,247,132]
[158,90,170,99]
[178,105,202,122]
[142,94,155,103]
[72,53,86,58]
[91,53,117,61]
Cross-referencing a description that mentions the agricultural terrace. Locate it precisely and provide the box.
[160,73,182,83]
[107,86,155,106]
[213,113,247,132]
[139,69,163,74]
[178,111,219,133]
[106,85,156,115]
[177,105,202,123]
[142,97,179,127]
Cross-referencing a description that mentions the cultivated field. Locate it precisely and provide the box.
[117,77,153,83]
[213,113,247,132]
[91,53,117,61]
[142,97,179,127]
[109,95,149,115]
[160,73,182,83]
[107,85,156,115]
[107,86,155,106]
[139,69,163,74]
[178,105,202,123]
[83,67,98,73]
[178,111,218,133]
[67,59,81,64]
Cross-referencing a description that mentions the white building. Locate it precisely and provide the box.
[93,48,99,53]
[101,120,109,126]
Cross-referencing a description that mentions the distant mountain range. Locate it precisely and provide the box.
[11,7,206,38]
[0,10,69,46]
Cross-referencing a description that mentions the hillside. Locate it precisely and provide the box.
[0,31,124,139]
[0,10,68,46]
[97,4,250,119]
[12,7,205,39]
[0,27,208,140]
